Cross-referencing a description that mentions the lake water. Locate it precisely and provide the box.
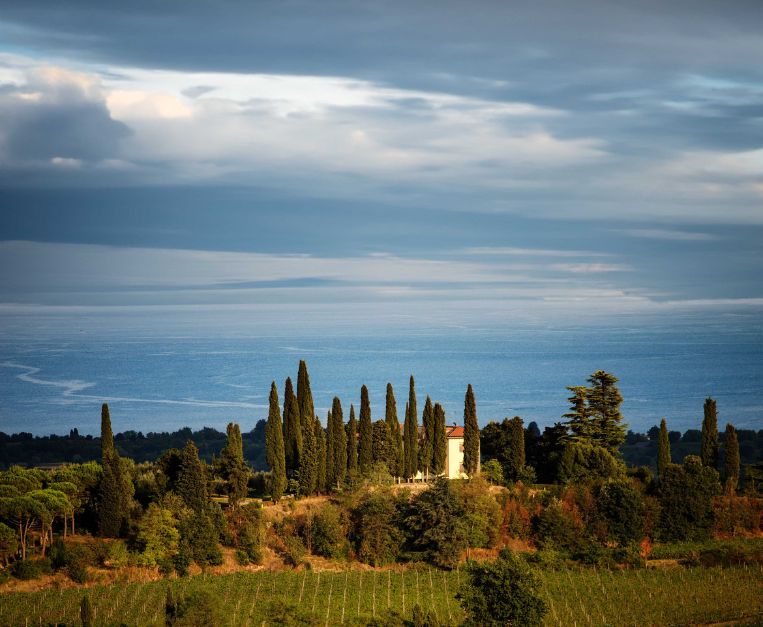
[1,309,762,436]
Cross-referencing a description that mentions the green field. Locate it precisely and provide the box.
[1,564,762,626]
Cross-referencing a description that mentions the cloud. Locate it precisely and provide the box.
[616,228,717,241]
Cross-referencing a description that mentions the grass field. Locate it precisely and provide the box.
[1,564,762,626]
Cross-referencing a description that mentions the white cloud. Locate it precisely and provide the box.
[616,228,717,241]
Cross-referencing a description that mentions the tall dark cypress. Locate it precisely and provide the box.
[346,404,358,474]
[658,418,671,479]
[220,422,249,508]
[297,361,318,495]
[724,423,740,493]
[432,402,447,476]
[100,403,114,459]
[505,416,525,481]
[419,396,435,478]
[463,384,480,476]
[331,397,347,488]
[326,407,336,488]
[98,404,132,538]
[358,385,373,474]
[404,376,419,480]
[282,377,302,476]
[372,420,390,466]
[701,397,719,469]
[266,382,287,501]
[315,417,327,493]
[384,383,402,478]
[177,440,208,513]
[297,360,315,438]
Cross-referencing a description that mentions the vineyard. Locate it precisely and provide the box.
[1,564,762,626]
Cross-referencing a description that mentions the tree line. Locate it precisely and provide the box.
[264,361,481,500]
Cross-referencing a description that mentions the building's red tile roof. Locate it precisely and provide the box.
[446,426,464,438]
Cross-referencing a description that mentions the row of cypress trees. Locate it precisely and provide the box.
[658,397,741,492]
[266,361,480,499]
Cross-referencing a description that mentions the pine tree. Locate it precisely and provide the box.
[100,403,114,459]
[505,416,525,481]
[315,417,327,493]
[432,402,447,475]
[562,386,591,441]
[724,423,740,494]
[177,440,208,512]
[346,404,358,474]
[404,377,419,480]
[282,377,302,476]
[463,384,480,476]
[658,418,671,479]
[265,382,287,501]
[384,383,402,478]
[372,420,390,466]
[701,397,719,469]
[219,422,249,508]
[419,396,435,479]
[586,370,627,453]
[358,385,373,474]
[331,397,347,489]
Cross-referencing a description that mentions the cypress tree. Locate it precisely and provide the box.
[358,385,373,474]
[315,417,327,493]
[463,384,480,476]
[299,411,318,496]
[98,405,132,538]
[586,370,626,452]
[297,360,315,434]
[724,423,740,494]
[80,595,93,627]
[220,422,249,508]
[562,386,591,442]
[404,376,419,480]
[331,397,347,489]
[326,407,336,488]
[372,419,390,466]
[505,416,525,481]
[701,397,719,469]
[419,396,435,479]
[100,402,114,459]
[265,382,287,501]
[384,383,402,478]
[282,377,302,476]
[177,440,208,513]
[346,404,358,474]
[658,418,671,479]
[432,402,447,475]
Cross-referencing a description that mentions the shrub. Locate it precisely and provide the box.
[597,479,646,545]
[481,460,504,486]
[658,457,720,542]
[533,499,584,552]
[12,558,52,580]
[712,496,763,535]
[310,504,348,559]
[283,535,307,566]
[107,540,130,568]
[457,549,547,627]
[351,490,404,567]
[166,589,222,626]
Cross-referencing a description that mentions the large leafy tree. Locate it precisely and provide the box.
[658,455,720,541]
[358,385,373,475]
[457,549,547,627]
[463,384,480,475]
[432,402,447,475]
[586,370,626,453]
[265,382,287,501]
[701,397,719,469]
[282,377,302,476]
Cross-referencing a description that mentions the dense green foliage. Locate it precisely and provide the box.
[266,382,287,501]
[658,418,671,478]
[458,549,547,627]
[724,423,740,493]
[359,385,374,475]
[701,397,719,469]
[282,377,302,476]
[404,377,419,480]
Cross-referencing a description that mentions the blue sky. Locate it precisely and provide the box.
[0,1,762,325]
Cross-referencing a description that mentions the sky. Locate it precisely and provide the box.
[0,1,762,325]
